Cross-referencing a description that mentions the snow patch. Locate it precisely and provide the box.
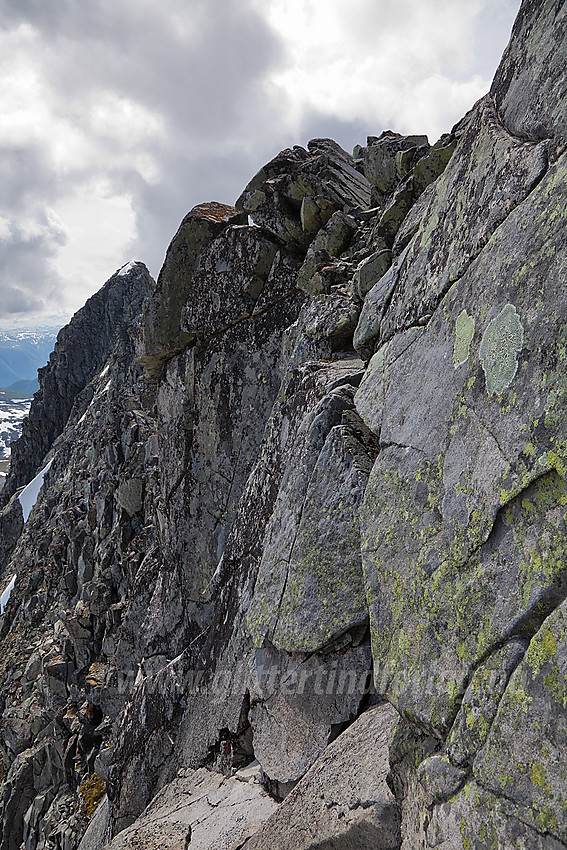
[18,458,54,522]
[118,261,137,277]
[0,574,16,615]
[99,362,111,378]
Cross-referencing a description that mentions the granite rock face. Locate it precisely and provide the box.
[0,2,566,849]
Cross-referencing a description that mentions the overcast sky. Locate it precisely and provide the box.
[0,0,521,329]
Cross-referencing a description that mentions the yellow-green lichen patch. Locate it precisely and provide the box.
[530,762,552,794]
[479,303,524,396]
[527,628,558,677]
[453,309,475,368]
[79,774,106,821]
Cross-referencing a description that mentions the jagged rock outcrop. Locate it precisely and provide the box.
[0,1,565,848]
[0,263,154,507]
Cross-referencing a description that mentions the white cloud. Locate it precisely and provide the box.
[0,217,12,241]
[89,93,165,151]
[256,0,513,142]
[53,183,136,311]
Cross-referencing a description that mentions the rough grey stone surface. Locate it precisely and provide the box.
[427,780,567,850]
[473,599,567,843]
[104,768,278,850]
[379,95,549,346]
[0,494,23,576]
[246,702,401,850]
[246,383,376,654]
[491,0,566,150]
[141,202,246,377]
[236,138,372,250]
[78,797,111,850]
[0,4,565,849]
[354,248,392,299]
[357,147,567,735]
[1,262,154,505]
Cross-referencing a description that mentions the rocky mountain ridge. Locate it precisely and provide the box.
[0,1,566,848]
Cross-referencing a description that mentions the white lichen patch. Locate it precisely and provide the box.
[479,304,524,396]
[453,309,475,368]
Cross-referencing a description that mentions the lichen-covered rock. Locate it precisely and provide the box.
[446,637,527,769]
[355,131,429,199]
[353,244,411,359]
[357,147,567,736]
[297,210,357,294]
[141,202,246,377]
[473,601,567,842]
[246,383,375,653]
[378,95,549,346]
[490,0,566,151]
[426,779,567,850]
[236,138,372,251]
[412,135,457,197]
[0,3,565,849]
[354,248,393,299]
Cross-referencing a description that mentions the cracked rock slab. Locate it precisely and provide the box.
[103,767,278,850]
[427,779,567,850]
[246,384,372,654]
[249,642,373,785]
[380,95,549,346]
[358,151,567,735]
[473,597,567,843]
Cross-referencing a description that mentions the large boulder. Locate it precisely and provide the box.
[141,202,246,378]
[246,702,401,850]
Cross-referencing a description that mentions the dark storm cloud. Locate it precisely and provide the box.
[0,0,288,318]
[0,208,66,314]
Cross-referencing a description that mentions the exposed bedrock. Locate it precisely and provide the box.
[0,1,565,849]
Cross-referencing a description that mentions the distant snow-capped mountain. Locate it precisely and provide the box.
[0,328,58,388]
[0,326,57,481]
